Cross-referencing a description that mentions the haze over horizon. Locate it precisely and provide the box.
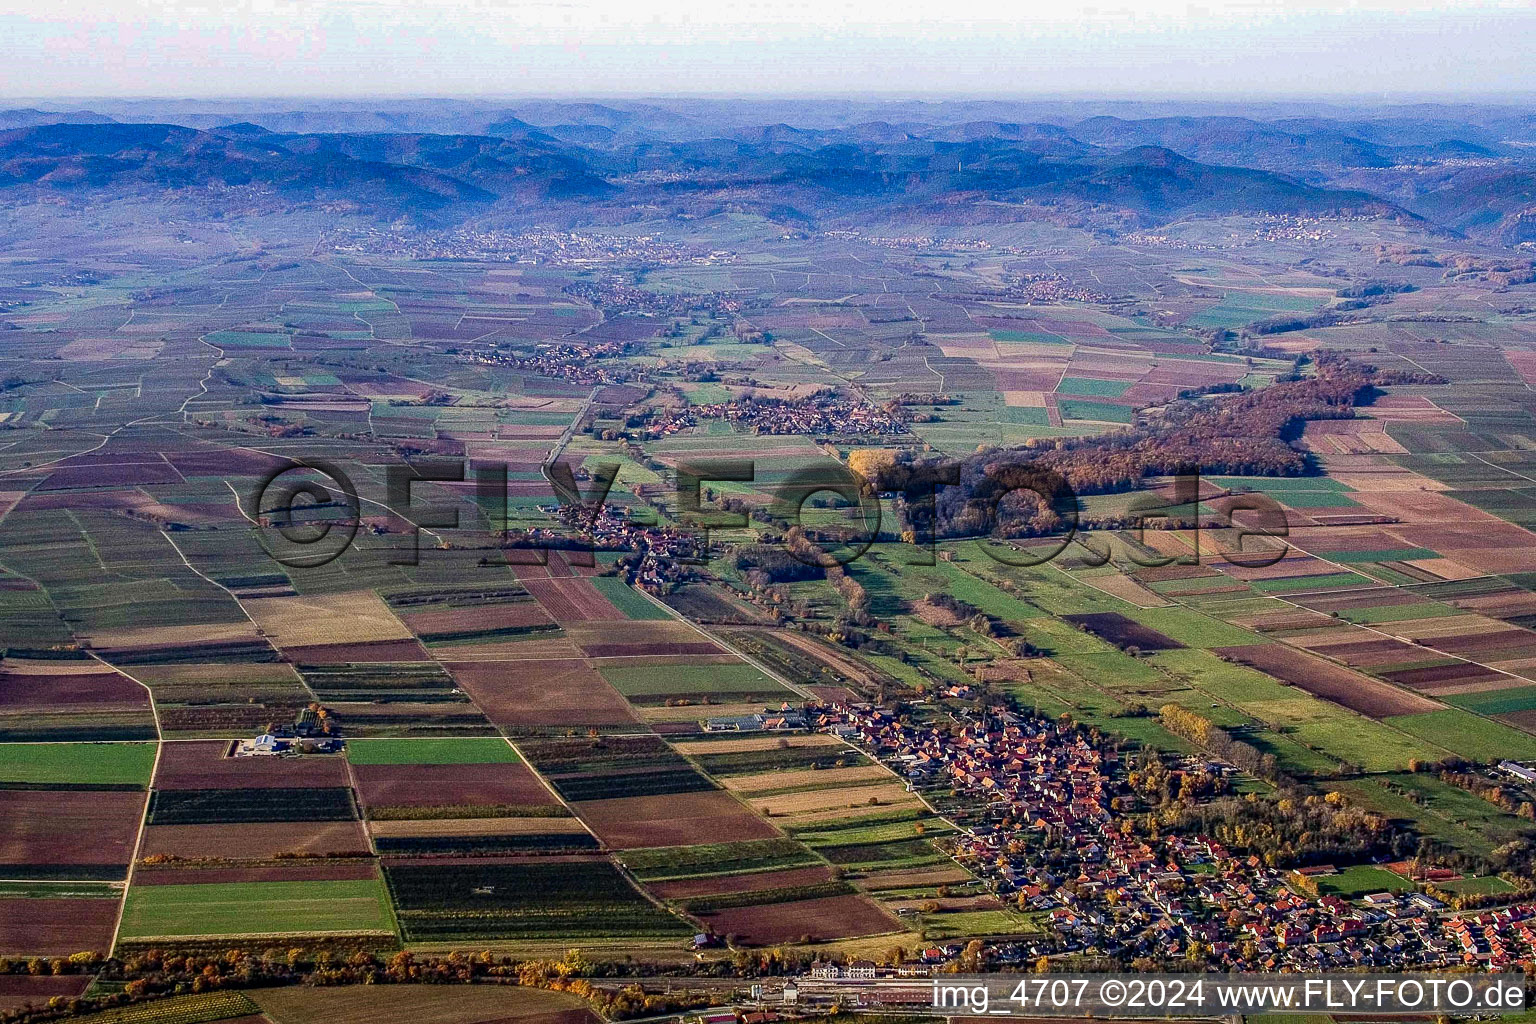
[3,0,1535,101]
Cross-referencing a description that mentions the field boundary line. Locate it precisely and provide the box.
[93,656,164,957]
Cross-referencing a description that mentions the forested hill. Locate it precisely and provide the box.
[0,120,1417,232]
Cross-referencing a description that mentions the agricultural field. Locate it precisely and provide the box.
[135,743,375,864]
[0,741,155,786]
[587,577,671,620]
[352,758,554,810]
[751,781,924,823]
[518,734,720,802]
[598,663,791,705]
[619,838,823,882]
[152,742,350,789]
[138,821,373,861]
[1384,709,1536,762]
[1335,772,1536,861]
[147,787,359,825]
[249,985,599,1024]
[0,976,95,1013]
[344,737,520,764]
[0,890,121,956]
[721,763,888,793]
[141,663,312,738]
[921,908,1044,941]
[244,591,416,651]
[369,820,597,857]
[793,812,956,873]
[447,659,644,731]
[0,788,146,879]
[715,627,887,690]
[0,658,156,742]
[572,791,780,849]
[59,991,263,1024]
[692,892,901,946]
[382,860,690,942]
[118,877,397,942]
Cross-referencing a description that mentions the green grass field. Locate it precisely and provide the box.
[1431,872,1517,896]
[1329,548,1439,563]
[589,576,672,619]
[204,330,292,349]
[0,741,156,785]
[1209,476,1353,492]
[999,406,1051,426]
[1058,399,1135,423]
[1286,716,1444,772]
[1435,875,1518,895]
[1244,729,1343,777]
[1315,864,1413,897]
[1252,571,1374,593]
[345,737,519,765]
[1207,476,1361,510]
[1445,685,1536,715]
[682,382,734,404]
[887,555,1045,623]
[1337,601,1463,624]
[1147,648,1295,701]
[1053,650,1168,689]
[794,815,954,847]
[1082,713,1199,755]
[1274,490,1363,509]
[1186,291,1320,330]
[1385,709,1536,762]
[1127,606,1266,648]
[1056,377,1133,397]
[923,908,1042,939]
[118,878,396,939]
[1142,648,1436,774]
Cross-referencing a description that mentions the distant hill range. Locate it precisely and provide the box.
[1,99,1533,240]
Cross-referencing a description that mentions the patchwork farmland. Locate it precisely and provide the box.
[8,110,1536,996]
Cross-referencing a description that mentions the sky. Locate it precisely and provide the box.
[2,0,1534,99]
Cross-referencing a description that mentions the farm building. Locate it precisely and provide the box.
[703,711,808,732]
[1500,760,1536,784]
[235,733,288,757]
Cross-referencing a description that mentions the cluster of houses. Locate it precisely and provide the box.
[508,500,705,594]
[476,338,639,386]
[335,227,732,268]
[816,698,1535,972]
[997,272,1109,303]
[645,393,907,441]
[1443,903,1536,969]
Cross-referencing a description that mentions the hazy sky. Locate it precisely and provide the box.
[2,0,1534,99]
